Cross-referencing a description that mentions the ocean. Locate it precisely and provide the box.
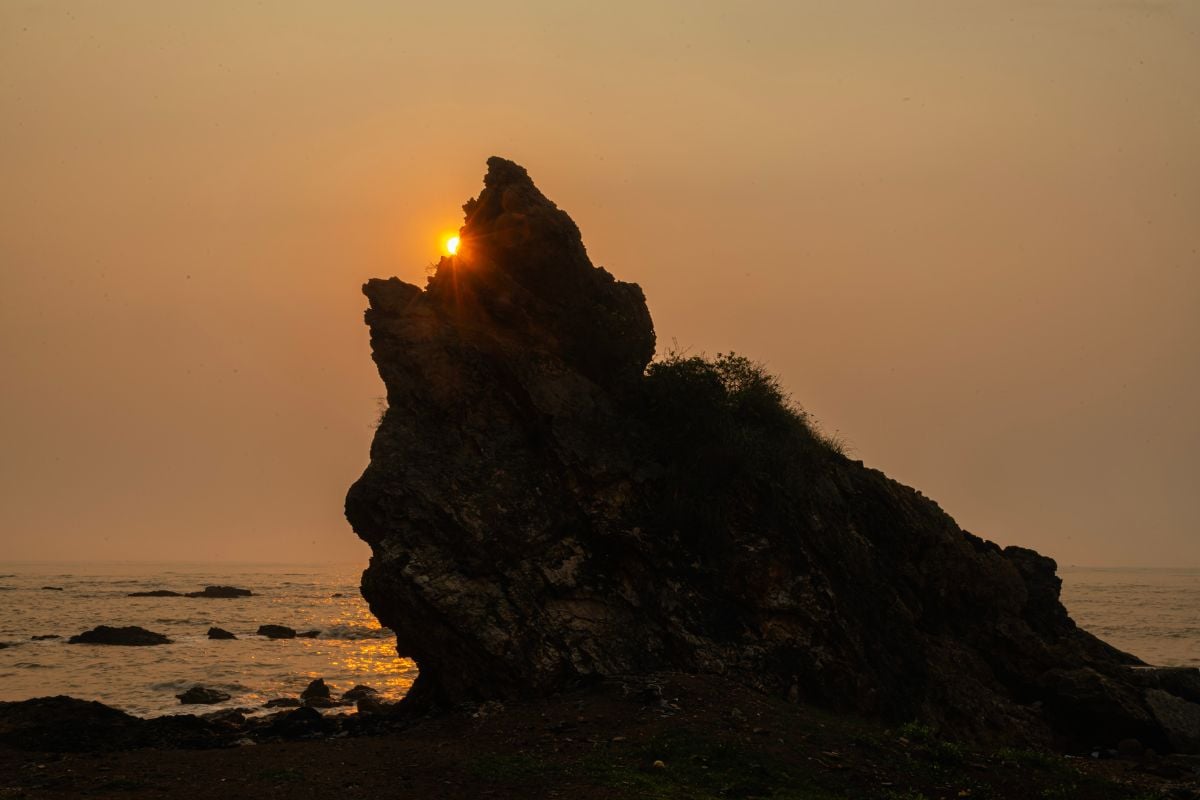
[0,562,416,716]
[0,563,1194,717]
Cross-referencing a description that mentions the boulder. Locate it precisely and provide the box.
[185,586,253,598]
[344,157,1200,752]
[342,685,378,702]
[256,625,296,639]
[264,706,330,739]
[263,697,302,709]
[127,589,182,597]
[207,627,237,640]
[68,625,172,646]
[177,687,231,705]
[0,696,141,751]
[0,696,227,751]
[300,678,331,700]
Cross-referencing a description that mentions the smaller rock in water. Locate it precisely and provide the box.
[176,687,231,705]
[186,586,253,598]
[127,589,182,597]
[263,697,302,708]
[31,635,61,641]
[0,642,13,650]
[68,626,172,646]
[41,586,64,591]
[296,630,320,638]
[342,685,378,702]
[301,678,331,700]
[330,592,345,598]
[257,625,296,639]
[207,627,237,640]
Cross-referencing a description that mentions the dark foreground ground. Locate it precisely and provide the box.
[1,675,1196,800]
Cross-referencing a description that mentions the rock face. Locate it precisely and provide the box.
[68,626,171,646]
[345,156,1200,752]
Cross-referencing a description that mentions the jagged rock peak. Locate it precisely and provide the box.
[394,156,658,387]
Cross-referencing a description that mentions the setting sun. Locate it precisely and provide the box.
[444,235,460,255]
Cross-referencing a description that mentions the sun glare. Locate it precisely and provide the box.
[444,235,460,255]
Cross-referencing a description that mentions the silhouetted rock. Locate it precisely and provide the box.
[0,696,225,751]
[41,586,63,591]
[177,686,231,705]
[296,629,320,638]
[331,592,345,598]
[207,627,237,640]
[68,625,171,646]
[0,696,140,751]
[127,589,182,597]
[342,685,378,702]
[355,695,396,716]
[30,634,60,640]
[264,706,329,739]
[263,697,302,708]
[300,678,331,700]
[0,642,14,650]
[344,157,1200,753]
[256,625,295,639]
[185,585,252,598]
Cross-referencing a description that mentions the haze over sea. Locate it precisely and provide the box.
[0,563,1193,717]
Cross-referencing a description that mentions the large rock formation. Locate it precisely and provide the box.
[345,157,1200,751]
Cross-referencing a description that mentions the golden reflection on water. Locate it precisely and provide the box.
[328,600,418,697]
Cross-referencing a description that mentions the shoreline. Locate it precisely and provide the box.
[2,674,1196,799]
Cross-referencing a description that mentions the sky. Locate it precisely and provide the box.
[1,1,1197,566]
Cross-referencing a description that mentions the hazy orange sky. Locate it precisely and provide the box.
[1,2,1197,566]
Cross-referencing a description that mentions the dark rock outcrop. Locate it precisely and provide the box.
[300,678,331,701]
[68,626,171,646]
[263,697,302,708]
[127,589,182,597]
[297,630,321,638]
[342,685,378,702]
[256,625,296,639]
[207,627,237,640]
[176,687,231,705]
[0,696,224,751]
[185,586,252,598]
[345,156,1200,752]
[30,634,60,640]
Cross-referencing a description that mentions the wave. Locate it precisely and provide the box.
[13,662,53,669]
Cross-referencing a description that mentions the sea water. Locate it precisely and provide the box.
[0,563,1194,717]
[1059,566,1199,669]
[0,562,416,716]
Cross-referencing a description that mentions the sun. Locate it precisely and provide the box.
[444,235,460,256]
